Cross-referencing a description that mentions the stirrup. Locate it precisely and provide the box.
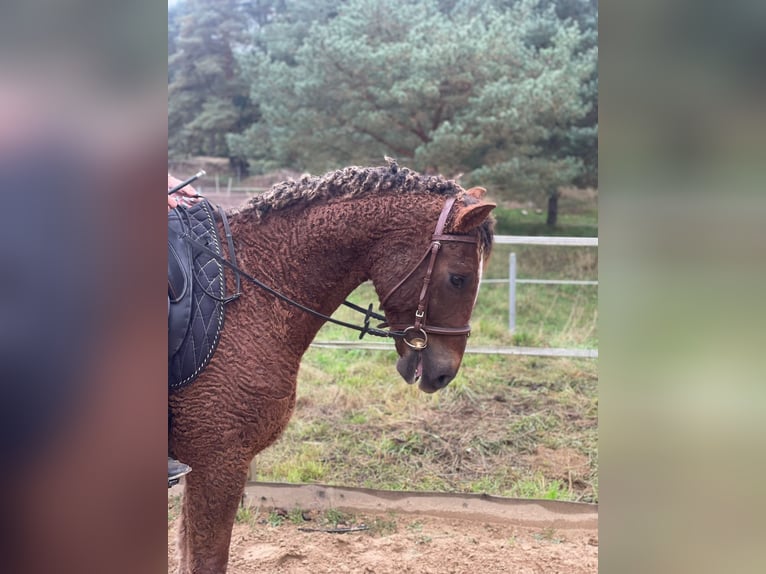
[168,458,192,488]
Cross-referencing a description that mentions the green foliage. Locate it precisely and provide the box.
[492,204,598,236]
[533,526,564,543]
[370,515,399,536]
[168,0,260,159]
[258,440,328,483]
[509,474,567,500]
[288,507,307,524]
[255,349,598,502]
[322,508,352,527]
[229,0,596,203]
[168,494,182,523]
[512,331,539,347]
[169,0,598,211]
[266,510,285,527]
[235,504,258,525]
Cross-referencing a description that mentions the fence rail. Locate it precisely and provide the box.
[494,236,598,247]
[481,278,598,286]
[501,237,597,336]
[310,340,597,359]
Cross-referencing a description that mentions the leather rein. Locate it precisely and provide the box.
[179,196,477,350]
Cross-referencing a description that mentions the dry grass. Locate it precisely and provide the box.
[254,352,598,503]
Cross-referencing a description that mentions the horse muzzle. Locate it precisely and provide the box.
[395,346,459,393]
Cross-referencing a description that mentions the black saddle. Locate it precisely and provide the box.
[168,199,239,390]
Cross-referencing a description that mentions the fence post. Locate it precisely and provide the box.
[509,252,517,333]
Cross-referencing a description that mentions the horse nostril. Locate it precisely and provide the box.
[436,374,454,389]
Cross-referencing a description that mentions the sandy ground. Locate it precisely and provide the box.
[168,484,598,573]
[168,513,597,574]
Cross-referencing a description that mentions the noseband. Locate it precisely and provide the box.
[379,196,478,351]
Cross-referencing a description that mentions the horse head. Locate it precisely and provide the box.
[373,186,495,393]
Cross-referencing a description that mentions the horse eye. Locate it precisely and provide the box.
[450,274,465,288]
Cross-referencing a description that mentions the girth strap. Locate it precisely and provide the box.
[218,204,241,299]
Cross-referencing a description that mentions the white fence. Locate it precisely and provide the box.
[494,236,598,247]
[486,236,598,334]
[311,340,598,359]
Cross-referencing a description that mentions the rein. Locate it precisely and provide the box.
[179,233,400,340]
[178,196,477,347]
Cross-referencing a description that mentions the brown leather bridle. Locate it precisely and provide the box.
[379,196,479,351]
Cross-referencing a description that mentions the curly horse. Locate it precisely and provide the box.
[169,162,495,573]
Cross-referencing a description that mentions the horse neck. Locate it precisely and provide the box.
[227,193,443,350]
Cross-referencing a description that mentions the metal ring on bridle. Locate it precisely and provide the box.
[403,326,428,350]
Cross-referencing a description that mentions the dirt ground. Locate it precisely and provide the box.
[169,518,596,574]
[168,485,598,573]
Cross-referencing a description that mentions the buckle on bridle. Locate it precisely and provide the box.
[403,326,428,350]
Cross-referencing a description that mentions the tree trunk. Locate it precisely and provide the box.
[546,188,560,227]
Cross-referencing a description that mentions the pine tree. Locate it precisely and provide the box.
[168,0,261,163]
[231,0,596,219]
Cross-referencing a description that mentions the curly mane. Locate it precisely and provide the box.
[245,160,458,216]
[241,159,494,254]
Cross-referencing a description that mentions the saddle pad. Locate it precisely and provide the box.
[168,200,226,390]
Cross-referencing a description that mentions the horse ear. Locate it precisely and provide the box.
[453,201,496,233]
[465,187,487,200]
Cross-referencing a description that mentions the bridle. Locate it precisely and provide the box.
[378,196,478,351]
[177,195,479,351]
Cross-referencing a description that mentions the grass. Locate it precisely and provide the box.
[288,507,307,524]
[254,351,598,502]
[370,515,398,536]
[491,193,598,238]
[235,504,259,525]
[481,241,598,349]
[322,508,351,527]
[491,187,598,234]
[507,474,569,500]
[250,192,598,503]
[232,503,404,537]
[168,494,182,523]
[533,527,565,544]
[266,510,284,527]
